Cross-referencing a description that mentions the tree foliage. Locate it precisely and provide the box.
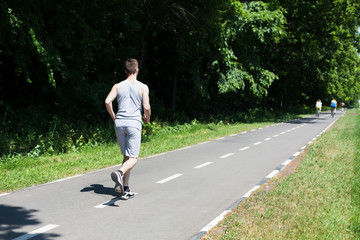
[0,0,359,155]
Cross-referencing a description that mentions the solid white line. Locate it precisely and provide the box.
[200,210,231,232]
[216,137,225,140]
[156,174,183,184]
[220,153,234,159]
[13,224,59,240]
[194,162,213,169]
[264,137,271,141]
[250,129,256,132]
[239,146,250,151]
[241,131,248,134]
[0,193,10,197]
[253,141,262,145]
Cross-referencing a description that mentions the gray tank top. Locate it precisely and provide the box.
[115,80,143,130]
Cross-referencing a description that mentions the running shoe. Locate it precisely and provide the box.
[111,170,124,196]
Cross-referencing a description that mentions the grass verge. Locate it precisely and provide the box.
[0,113,302,193]
[203,109,360,239]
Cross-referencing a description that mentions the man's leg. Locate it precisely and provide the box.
[120,155,138,187]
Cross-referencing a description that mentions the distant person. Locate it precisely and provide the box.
[315,99,322,117]
[105,58,151,199]
[330,98,337,117]
[341,102,345,111]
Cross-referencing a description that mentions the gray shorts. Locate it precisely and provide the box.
[115,126,141,158]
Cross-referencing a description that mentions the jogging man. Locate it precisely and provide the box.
[105,58,151,199]
[330,98,337,117]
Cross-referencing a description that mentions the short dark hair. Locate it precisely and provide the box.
[125,59,138,75]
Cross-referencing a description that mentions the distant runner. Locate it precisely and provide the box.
[315,99,322,117]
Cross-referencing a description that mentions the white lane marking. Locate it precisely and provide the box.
[273,134,279,137]
[95,194,138,208]
[216,137,225,140]
[282,159,292,166]
[241,131,248,134]
[239,146,250,151]
[293,151,301,157]
[200,210,231,233]
[156,174,183,184]
[0,193,10,197]
[194,162,213,169]
[243,185,260,198]
[280,132,286,135]
[220,153,234,159]
[250,129,256,132]
[264,137,271,141]
[266,170,280,179]
[229,134,237,137]
[95,197,121,208]
[253,141,262,145]
[13,224,59,240]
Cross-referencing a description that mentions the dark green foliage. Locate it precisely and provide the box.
[0,0,359,157]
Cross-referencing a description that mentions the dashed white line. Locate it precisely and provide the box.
[194,162,213,169]
[242,185,260,198]
[264,137,271,141]
[266,170,280,179]
[200,210,231,233]
[13,224,59,240]
[220,153,234,159]
[273,134,279,137]
[293,151,301,157]
[282,159,292,166]
[156,174,183,184]
[253,141,262,145]
[239,146,250,151]
[280,132,286,135]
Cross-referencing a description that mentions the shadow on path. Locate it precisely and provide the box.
[0,204,60,239]
[80,184,124,207]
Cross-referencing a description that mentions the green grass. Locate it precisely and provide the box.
[203,109,360,239]
[0,112,302,193]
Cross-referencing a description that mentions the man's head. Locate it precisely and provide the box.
[125,58,138,75]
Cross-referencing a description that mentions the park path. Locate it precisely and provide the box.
[0,111,344,240]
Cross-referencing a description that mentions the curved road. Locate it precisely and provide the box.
[0,111,344,240]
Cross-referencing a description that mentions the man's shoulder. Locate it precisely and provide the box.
[137,80,149,89]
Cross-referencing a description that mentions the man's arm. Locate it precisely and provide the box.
[105,84,118,121]
[142,84,151,123]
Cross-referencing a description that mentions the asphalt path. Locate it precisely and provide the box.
[0,111,345,240]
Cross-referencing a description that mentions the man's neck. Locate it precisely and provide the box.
[126,74,137,82]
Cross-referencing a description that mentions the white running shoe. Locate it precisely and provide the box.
[111,170,124,196]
